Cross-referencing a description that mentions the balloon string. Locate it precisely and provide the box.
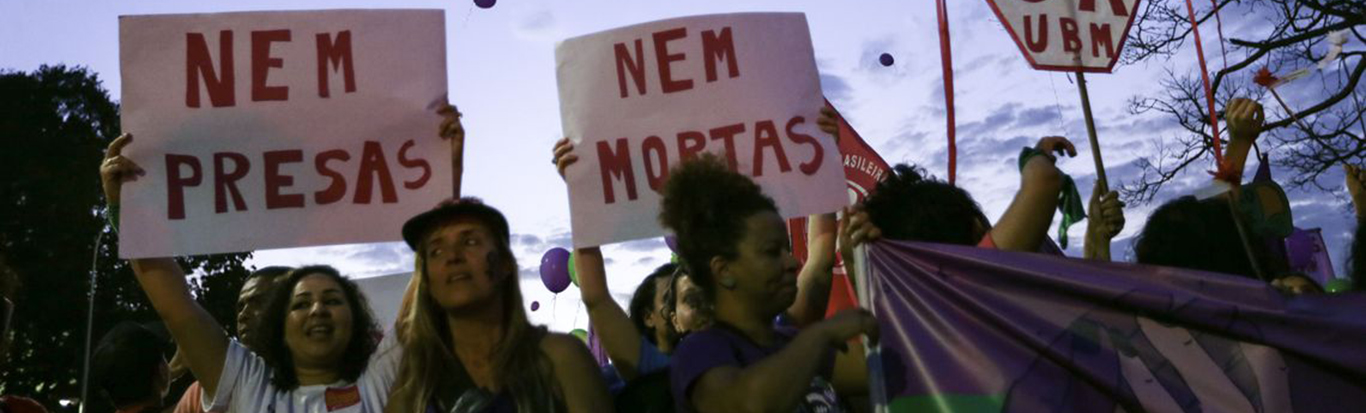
[573,300,583,330]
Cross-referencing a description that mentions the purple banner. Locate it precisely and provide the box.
[867,240,1366,412]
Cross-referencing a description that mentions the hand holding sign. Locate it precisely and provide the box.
[101,133,146,206]
[437,103,466,195]
[554,137,578,180]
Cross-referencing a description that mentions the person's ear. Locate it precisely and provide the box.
[710,256,737,290]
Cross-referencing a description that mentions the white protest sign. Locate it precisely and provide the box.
[118,9,450,258]
[985,0,1141,72]
[556,13,846,248]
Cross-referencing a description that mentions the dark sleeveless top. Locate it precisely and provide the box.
[425,328,567,413]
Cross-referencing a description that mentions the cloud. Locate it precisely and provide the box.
[511,234,543,249]
[820,73,853,104]
[616,238,665,252]
[1014,106,1061,129]
[511,9,562,42]
[956,102,1020,139]
[510,230,572,255]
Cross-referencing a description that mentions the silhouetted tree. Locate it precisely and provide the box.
[1120,0,1364,202]
[0,65,252,412]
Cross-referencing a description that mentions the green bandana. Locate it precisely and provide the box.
[1019,147,1087,249]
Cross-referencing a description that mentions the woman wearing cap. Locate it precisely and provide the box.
[385,197,611,412]
[660,153,879,413]
[100,103,465,412]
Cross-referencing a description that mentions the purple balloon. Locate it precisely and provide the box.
[879,53,895,67]
[474,0,496,9]
[665,235,678,252]
[531,301,541,311]
[540,247,571,293]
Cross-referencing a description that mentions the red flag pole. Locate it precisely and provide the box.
[1183,0,1226,170]
[935,0,957,185]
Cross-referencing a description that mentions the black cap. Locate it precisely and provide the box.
[401,197,511,251]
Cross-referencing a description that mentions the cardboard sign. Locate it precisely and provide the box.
[985,0,1142,72]
[118,10,450,258]
[556,13,846,248]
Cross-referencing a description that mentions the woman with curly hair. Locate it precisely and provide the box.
[660,153,877,413]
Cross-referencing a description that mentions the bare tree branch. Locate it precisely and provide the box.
[1119,0,1365,204]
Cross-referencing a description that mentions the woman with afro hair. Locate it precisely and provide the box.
[660,153,878,413]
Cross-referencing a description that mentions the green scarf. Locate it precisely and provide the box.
[1018,147,1087,249]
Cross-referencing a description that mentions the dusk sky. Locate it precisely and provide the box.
[4,0,1358,332]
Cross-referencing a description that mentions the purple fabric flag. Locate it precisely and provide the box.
[867,240,1366,412]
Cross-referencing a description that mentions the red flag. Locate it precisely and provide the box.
[789,99,892,317]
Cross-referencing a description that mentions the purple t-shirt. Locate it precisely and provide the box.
[670,324,843,413]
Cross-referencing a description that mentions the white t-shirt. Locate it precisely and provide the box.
[202,331,402,413]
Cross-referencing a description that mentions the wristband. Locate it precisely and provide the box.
[106,203,119,234]
[1017,147,1056,171]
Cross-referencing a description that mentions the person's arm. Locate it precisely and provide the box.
[1083,181,1126,261]
[1344,164,1366,221]
[437,104,465,197]
[131,259,230,397]
[101,134,230,397]
[836,204,882,292]
[784,213,836,327]
[577,246,649,378]
[1222,98,1265,183]
[989,136,1075,252]
[688,310,878,413]
[554,137,649,376]
[542,333,615,413]
[830,340,869,397]
[172,382,205,413]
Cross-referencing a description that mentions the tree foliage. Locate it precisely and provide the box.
[1120,0,1365,203]
[0,65,252,411]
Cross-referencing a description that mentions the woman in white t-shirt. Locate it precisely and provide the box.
[101,133,400,412]
[99,100,468,413]
[124,257,399,412]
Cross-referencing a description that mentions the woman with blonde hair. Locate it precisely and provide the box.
[386,198,611,413]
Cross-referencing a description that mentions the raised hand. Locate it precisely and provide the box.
[436,104,465,195]
[1088,183,1125,240]
[1084,181,1125,261]
[817,104,840,144]
[553,137,578,180]
[1225,98,1265,143]
[836,204,882,269]
[815,308,879,346]
[1034,136,1079,162]
[100,133,145,205]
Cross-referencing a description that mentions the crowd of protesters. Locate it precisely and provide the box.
[0,80,1353,413]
